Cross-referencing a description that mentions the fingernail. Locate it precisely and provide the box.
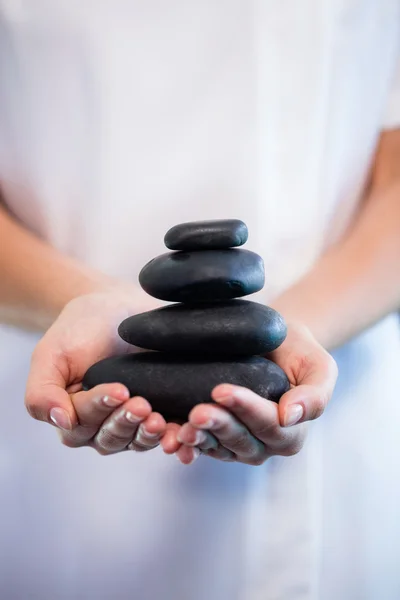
[125,411,141,423]
[194,430,206,445]
[284,404,304,427]
[49,408,72,431]
[102,395,121,408]
[175,448,200,465]
[199,418,215,429]
[139,426,159,439]
[177,430,205,445]
[187,448,200,465]
[215,394,234,407]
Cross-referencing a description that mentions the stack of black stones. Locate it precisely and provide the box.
[83,220,290,422]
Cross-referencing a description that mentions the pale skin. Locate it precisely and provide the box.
[1,128,399,465]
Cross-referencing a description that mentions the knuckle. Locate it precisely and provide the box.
[281,444,300,457]
[205,448,233,461]
[230,431,252,452]
[134,434,160,449]
[281,444,301,457]
[92,438,120,456]
[252,422,280,441]
[219,453,236,462]
[59,435,84,449]
[98,426,126,445]
[95,445,112,456]
[95,427,130,453]
[280,437,305,457]
[129,442,152,453]
[242,439,265,460]
[200,437,218,451]
[245,454,269,466]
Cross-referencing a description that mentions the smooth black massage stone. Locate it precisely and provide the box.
[118,300,287,355]
[83,353,290,422]
[139,249,265,303]
[164,219,248,251]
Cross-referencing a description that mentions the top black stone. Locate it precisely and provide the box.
[164,219,248,251]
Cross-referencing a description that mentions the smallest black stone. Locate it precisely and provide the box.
[164,219,248,251]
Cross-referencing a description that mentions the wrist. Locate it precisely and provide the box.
[270,285,333,349]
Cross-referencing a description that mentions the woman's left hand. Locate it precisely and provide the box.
[161,323,338,465]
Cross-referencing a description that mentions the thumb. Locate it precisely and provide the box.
[25,344,79,430]
[278,356,338,427]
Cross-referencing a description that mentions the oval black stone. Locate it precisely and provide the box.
[139,249,265,303]
[164,219,248,251]
[118,300,287,355]
[83,353,290,422]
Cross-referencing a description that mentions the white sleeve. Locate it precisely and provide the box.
[383,56,400,130]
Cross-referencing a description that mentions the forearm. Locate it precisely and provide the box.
[272,180,400,350]
[0,204,110,330]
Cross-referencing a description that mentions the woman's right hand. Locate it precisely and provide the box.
[25,287,181,454]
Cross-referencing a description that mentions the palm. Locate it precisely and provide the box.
[167,321,338,465]
[26,289,173,457]
[48,290,158,391]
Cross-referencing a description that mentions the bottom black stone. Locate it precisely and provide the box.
[83,353,290,422]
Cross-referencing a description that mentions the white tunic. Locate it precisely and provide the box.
[0,2,399,599]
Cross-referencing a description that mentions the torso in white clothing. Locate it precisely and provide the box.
[0,2,399,600]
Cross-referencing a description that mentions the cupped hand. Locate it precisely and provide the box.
[164,323,338,465]
[25,287,178,454]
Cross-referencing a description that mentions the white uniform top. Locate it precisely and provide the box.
[0,2,399,599]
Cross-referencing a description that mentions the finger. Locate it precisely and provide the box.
[160,423,183,454]
[211,384,306,453]
[71,383,130,428]
[66,382,83,394]
[175,445,201,465]
[201,447,236,462]
[175,442,235,464]
[92,397,152,455]
[177,423,219,451]
[129,412,166,451]
[57,384,133,447]
[278,353,338,427]
[188,403,265,461]
[179,422,237,462]
[211,384,285,444]
[25,344,78,429]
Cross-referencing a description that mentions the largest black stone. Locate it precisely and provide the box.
[83,353,290,422]
[118,300,287,355]
[139,249,265,303]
